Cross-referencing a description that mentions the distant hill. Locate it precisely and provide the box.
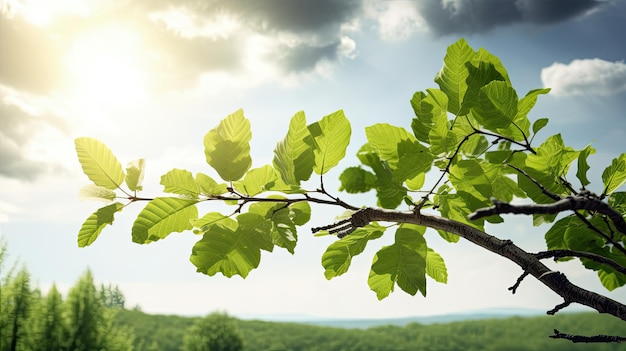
[114,308,626,351]
[250,307,547,329]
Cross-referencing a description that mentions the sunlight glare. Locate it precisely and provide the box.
[65,25,148,108]
[5,0,91,26]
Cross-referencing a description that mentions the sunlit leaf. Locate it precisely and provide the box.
[322,223,385,279]
[368,224,427,299]
[192,212,230,234]
[308,110,351,174]
[426,248,447,283]
[190,213,273,278]
[196,173,228,196]
[125,158,145,192]
[273,111,315,185]
[78,202,124,247]
[602,153,626,195]
[75,137,125,190]
[132,197,198,244]
[434,38,475,115]
[472,81,518,130]
[78,184,116,202]
[160,168,199,198]
[233,165,279,196]
[204,109,252,181]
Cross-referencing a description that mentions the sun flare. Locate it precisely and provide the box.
[65,25,148,108]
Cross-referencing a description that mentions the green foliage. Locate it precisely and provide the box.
[74,38,626,307]
[113,308,626,351]
[183,312,244,351]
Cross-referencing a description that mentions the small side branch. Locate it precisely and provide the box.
[468,195,626,236]
[550,329,626,343]
[508,271,529,294]
[534,250,626,275]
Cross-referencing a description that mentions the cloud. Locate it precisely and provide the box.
[364,1,426,41]
[541,58,626,96]
[0,86,70,180]
[1,0,364,94]
[413,0,603,36]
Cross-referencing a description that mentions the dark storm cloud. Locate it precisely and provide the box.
[273,41,340,72]
[417,0,603,35]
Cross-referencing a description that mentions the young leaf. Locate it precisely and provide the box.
[192,212,230,234]
[233,165,279,196]
[160,169,200,198]
[426,248,448,283]
[132,197,198,244]
[602,153,626,195]
[532,117,549,135]
[190,213,273,278]
[576,145,596,187]
[322,223,385,279]
[196,173,228,196]
[308,110,351,174]
[78,184,117,202]
[125,158,145,192]
[78,202,124,247]
[434,38,475,115]
[75,137,125,190]
[204,109,252,181]
[368,224,428,299]
[471,81,518,130]
[272,111,315,185]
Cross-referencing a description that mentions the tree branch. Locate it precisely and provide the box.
[468,195,626,236]
[550,329,626,343]
[345,208,626,322]
[534,250,626,275]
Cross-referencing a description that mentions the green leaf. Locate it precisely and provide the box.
[289,201,311,226]
[472,81,518,130]
[308,110,351,174]
[160,169,200,198]
[496,88,549,141]
[248,201,304,254]
[322,223,385,279]
[426,248,447,283]
[190,213,274,278]
[339,167,377,193]
[233,165,279,196]
[358,145,407,209]
[78,202,124,247]
[125,158,145,192]
[368,224,427,299]
[192,212,230,234]
[576,145,596,187]
[602,153,626,195]
[463,60,506,110]
[196,173,228,196]
[75,137,125,190]
[132,197,198,244]
[204,109,252,181]
[78,184,116,202]
[273,111,315,185]
[532,118,549,135]
[434,38,475,115]
[366,124,416,168]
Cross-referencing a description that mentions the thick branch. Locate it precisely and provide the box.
[348,208,626,322]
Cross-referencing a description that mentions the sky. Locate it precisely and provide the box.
[1,0,626,320]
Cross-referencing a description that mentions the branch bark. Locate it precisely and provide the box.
[348,208,626,322]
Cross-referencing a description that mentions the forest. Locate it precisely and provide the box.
[2,244,625,351]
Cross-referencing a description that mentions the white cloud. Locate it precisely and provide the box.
[364,0,426,41]
[541,58,626,96]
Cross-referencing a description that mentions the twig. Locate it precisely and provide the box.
[547,300,571,315]
[508,271,529,294]
[534,250,626,275]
